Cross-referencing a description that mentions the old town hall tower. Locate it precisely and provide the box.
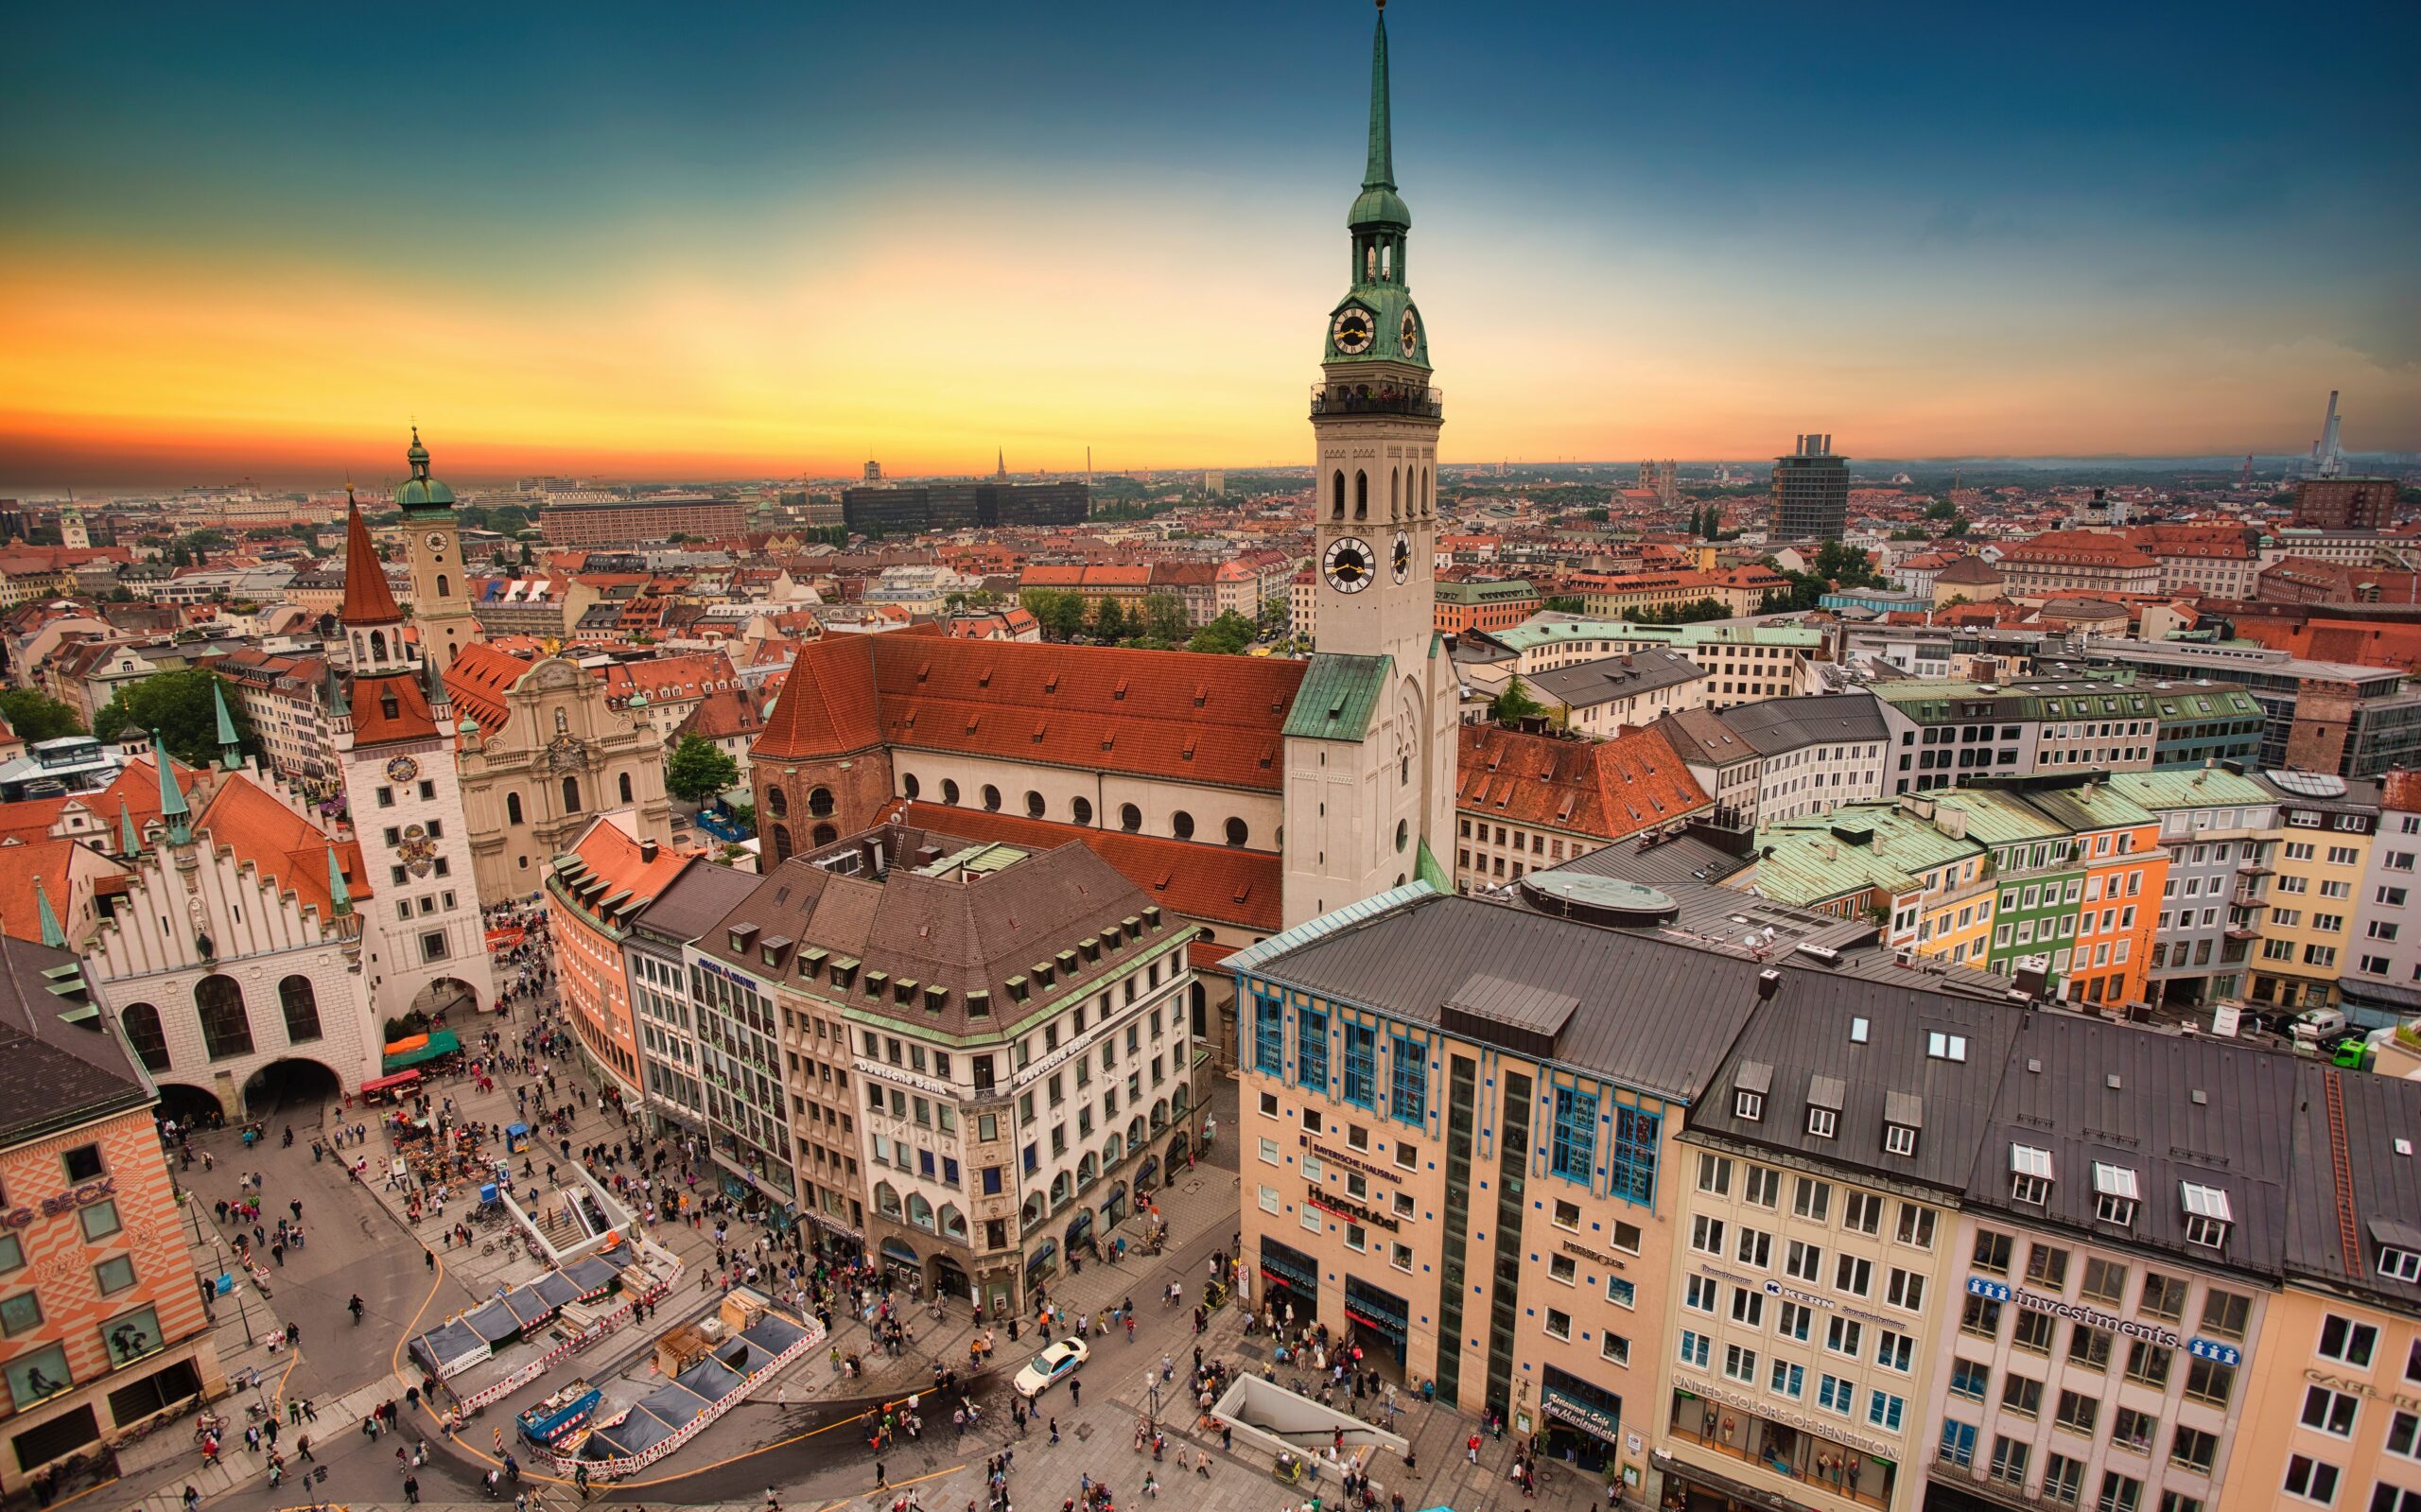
[1282,0,1457,925]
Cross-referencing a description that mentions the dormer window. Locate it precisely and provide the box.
[2180,1183,2232,1249]
[1735,1090,1764,1122]
[2379,1245,2421,1283]
[1883,1122,1918,1157]
[1805,1106,1838,1139]
[1805,1075,1844,1140]
[1733,1060,1772,1124]
[2010,1144,2054,1206]
[2092,1162,2139,1227]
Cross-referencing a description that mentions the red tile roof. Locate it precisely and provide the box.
[1455,723,1710,841]
[197,774,369,920]
[350,669,440,745]
[339,501,402,625]
[0,838,119,944]
[879,800,1280,931]
[444,642,539,737]
[752,631,889,759]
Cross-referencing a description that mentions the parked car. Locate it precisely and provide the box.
[1011,1337,1089,1399]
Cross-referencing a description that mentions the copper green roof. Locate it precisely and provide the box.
[1752,802,1981,906]
[1282,652,1392,742]
[1488,617,1821,654]
[1350,6,1409,230]
[2104,767,2276,813]
[1924,788,2066,848]
[394,425,457,512]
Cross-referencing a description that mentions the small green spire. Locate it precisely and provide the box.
[154,735,191,846]
[33,876,66,949]
[212,678,240,770]
[119,799,141,857]
[1365,1,1394,194]
[325,844,353,918]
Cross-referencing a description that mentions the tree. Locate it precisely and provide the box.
[93,670,256,767]
[1090,596,1129,642]
[1490,677,1546,727]
[664,735,740,804]
[1186,612,1258,656]
[1924,498,1959,521]
[1542,595,1587,615]
[0,689,86,742]
[1814,541,1883,588]
[1138,594,1190,645]
[1019,589,1089,642]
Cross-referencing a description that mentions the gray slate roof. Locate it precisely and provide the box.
[1961,1012,2297,1280]
[0,935,147,1146]
[1527,649,1706,710]
[2282,1062,2421,1309]
[629,857,762,947]
[1716,693,1890,757]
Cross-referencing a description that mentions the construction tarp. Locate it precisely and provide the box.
[464,1300,525,1344]
[563,1256,620,1297]
[409,1318,492,1379]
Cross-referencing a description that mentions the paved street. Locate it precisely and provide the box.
[77,975,1604,1512]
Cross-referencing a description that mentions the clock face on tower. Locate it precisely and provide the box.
[1400,307,1420,356]
[385,756,420,784]
[425,532,447,553]
[1392,530,1412,584]
[1324,536,1375,593]
[1331,307,1375,356]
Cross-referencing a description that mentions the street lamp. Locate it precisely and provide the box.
[1142,1369,1160,1442]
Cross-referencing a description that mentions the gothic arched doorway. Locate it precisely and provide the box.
[241,1057,344,1117]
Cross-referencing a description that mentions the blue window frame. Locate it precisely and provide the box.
[1818,1374,1854,1414]
[1389,1034,1425,1124]
[1550,1086,1596,1183]
[1342,1022,1377,1108]
[1938,1419,1977,1468]
[1867,1391,1904,1432]
[1297,1007,1328,1091]
[1608,1105,1661,1205]
[1678,1330,1709,1368]
[1949,1358,1988,1401]
[1253,991,1284,1077]
[1769,1361,1803,1399]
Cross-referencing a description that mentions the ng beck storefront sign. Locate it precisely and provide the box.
[2,1177,116,1229]
[1964,1276,2238,1366]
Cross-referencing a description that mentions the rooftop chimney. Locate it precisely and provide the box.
[638,838,659,862]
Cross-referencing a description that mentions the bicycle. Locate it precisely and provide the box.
[480,1241,498,1256]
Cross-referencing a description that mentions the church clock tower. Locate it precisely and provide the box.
[1282,0,1457,927]
[396,427,481,672]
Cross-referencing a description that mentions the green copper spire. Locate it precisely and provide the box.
[325,844,353,918]
[1365,2,1393,193]
[33,876,66,949]
[119,799,141,858]
[212,678,240,770]
[1349,2,1409,230]
[154,735,191,846]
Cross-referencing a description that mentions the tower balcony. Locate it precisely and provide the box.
[1310,382,1442,422]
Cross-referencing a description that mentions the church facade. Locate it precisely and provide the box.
[749,15,1453,938]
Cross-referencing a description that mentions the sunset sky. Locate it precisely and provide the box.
[3,1,2415,491]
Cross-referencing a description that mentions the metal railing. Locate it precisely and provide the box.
[1309,383,1443,421]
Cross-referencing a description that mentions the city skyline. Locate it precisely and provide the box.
[3,1,2416,490]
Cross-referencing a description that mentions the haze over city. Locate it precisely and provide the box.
[4,0,2417,490]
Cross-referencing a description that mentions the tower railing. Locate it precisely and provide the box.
[1310,383,1443,421]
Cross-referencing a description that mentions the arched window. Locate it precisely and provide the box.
[278,975,322,1045]
[561,776,582,812]
[1119,803,1141,833]
[1021,1193,1046,1226]
[1071,796,1093,826]
[771,825,792,861]
[1076,1154,1098,1190]
[1225,817,1248,848]
[902,773,921,801]
[812,824,837,846]
[1390,467,1400,521]
[1050,1173,1071,1209]
[809,787,834,818]
[982,785,1001,812]
[906,1193,935,1231]
[1422,465,1433,515]
[1354,471,1368,520]
[618,772,634,805]
[120,1003,169,1073]
[194,975,254,1062]
[1332,470,1347,521]
[506,792,524,826]
[766,787,787,818]
[941,779,961,806]
[1396,818,1409,854]
[1025,791,1045,819]
[939,1204,967,1240]
[874,1182,902,1219]
[1126,1116,1145,1149]
[1172,1084,1191,1117]
[1171,810,1194,842]
[436,574,450,599]
[1102,1135,1123,1168]
[369,630,388,663]
[1150,1099,1170,1132]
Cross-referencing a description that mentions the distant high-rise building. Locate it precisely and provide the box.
[1203,470,1225,495]
[1771,433,1848,541]
[840,481,1089,534]
[2292,477,2398,530]
[863,460,883,482]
